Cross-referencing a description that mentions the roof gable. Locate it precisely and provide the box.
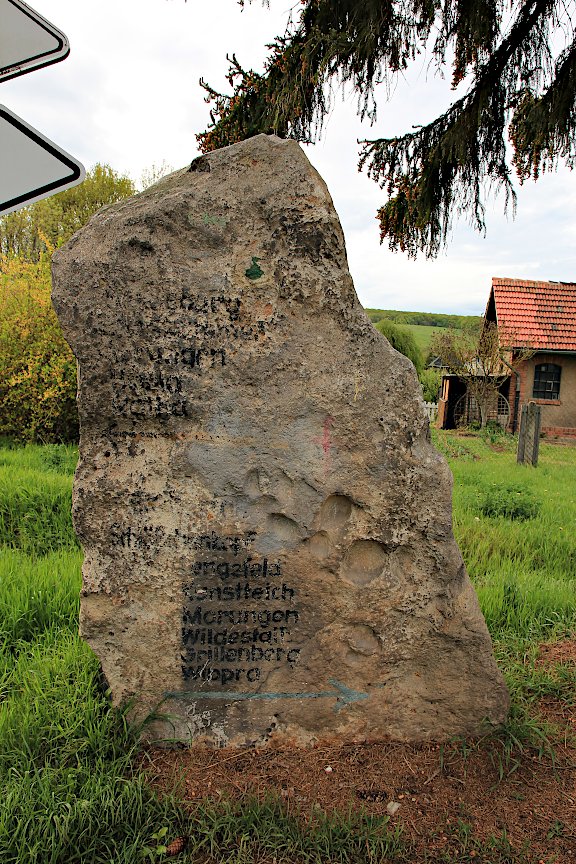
[489,277,576,351]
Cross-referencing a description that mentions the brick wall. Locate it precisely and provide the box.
[514,352,576,434]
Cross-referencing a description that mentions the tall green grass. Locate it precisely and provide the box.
[0,447,78,555]
[0,440,78,475]
[0,630,189,864]
[434,429,576,770]
[0,549,81,647]
[185,798,404,864]
[433,430,576,637]
[0,443,187,863]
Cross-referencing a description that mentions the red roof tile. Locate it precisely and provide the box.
[489,277,576,352]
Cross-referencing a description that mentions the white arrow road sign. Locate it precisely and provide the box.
[0,105,85,215]
[0,0,69,82]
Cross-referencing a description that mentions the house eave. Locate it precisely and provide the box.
[509,347,576,356]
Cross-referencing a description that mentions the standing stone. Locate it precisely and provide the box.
[52,135,508,746]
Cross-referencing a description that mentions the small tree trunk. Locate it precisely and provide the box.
[479,400,488,428]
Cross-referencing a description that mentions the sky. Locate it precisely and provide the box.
[3,0,576,315]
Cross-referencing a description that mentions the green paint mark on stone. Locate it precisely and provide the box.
[202,213,227,227]
[245,256,264,279]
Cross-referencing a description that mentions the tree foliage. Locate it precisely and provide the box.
[375,318,423,373]
[0,164,135,442]
[366,308,481,330]
[419,366,442,402]
[0,252,78,443]
[198,0,576,257]
[0,164,135,262]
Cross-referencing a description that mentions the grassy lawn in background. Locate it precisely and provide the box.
[400,323,446,358]
[0,434,574,863]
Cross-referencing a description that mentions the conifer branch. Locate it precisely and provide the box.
[197,0,576,257]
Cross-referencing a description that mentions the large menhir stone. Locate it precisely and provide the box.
[52,135,508,746]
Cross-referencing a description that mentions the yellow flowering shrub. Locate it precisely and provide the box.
[0,253,78,442]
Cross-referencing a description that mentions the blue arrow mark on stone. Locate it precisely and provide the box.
[164,678,369,713]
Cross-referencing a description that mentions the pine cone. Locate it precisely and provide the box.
[165,835,188,857]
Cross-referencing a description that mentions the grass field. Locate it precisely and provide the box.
[434,429,576,635]
[400,323,445,357]
[0,434,574,862]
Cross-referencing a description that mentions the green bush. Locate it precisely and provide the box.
[0,255,78,443]
[375,318,423,373]
[479,483,541,521]
[419,367,441,402]
[0,164,136,444]
[366,308,481,330]
[480,421,513,447]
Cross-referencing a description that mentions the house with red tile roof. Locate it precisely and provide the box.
[437,277,576,438]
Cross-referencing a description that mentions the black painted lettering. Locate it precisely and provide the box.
[181,540,299,687]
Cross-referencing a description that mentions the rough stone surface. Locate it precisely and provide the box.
[52,134,509,746]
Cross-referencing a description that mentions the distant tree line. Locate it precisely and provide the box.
[0,165,135,262]
[366,309,481,330]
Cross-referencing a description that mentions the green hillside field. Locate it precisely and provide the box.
[365,308,482,359]
[399,322,444,356]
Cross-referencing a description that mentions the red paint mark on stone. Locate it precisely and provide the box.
[313,417,335,476]
[321,416,334,454]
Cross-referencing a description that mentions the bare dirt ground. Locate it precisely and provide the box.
[145,640,576,863]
